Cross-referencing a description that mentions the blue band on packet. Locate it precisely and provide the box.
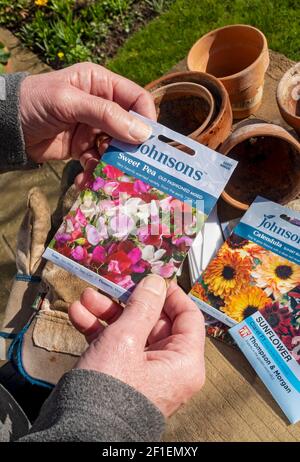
[230,311,300,424]
[43,113,237,302]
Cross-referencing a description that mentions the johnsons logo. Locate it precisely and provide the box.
[258,214,300,244]
[138,143,204,181]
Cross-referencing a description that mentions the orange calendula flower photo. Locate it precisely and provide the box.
[251,253,300,298]
[203,249,252,298]
[222,286,272,323]
[222,233,267,260]
[190,282,208,301]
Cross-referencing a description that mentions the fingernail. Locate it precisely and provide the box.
[129,118,152,142]
[141,274,166,295]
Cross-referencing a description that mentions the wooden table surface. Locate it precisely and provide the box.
[164,50,300,442]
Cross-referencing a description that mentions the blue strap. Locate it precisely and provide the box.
[7,321,53,389]
[0,280,52,389]
[0,332,16,339]
[15,274,41,283]
[7,323,29,361]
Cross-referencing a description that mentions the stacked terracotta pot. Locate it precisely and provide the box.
[146,24,300,211]
[146,71,233,150]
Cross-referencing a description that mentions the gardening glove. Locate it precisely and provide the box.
[16,187,51,276]
[42,161,91,312]
[0,187,51,359]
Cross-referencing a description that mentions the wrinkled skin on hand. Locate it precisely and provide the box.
[20,62,155,188]
[69,275,206,418]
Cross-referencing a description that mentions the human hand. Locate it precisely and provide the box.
[19,63,155,176]
[69,275,205,417]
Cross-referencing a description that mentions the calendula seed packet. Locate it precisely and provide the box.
[190,196,300,423]
[43,113,237,303]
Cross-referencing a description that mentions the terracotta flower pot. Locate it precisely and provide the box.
[146,71,232,149]
[187,25,270,119]
[151,82,215,146]
[219,122,300,210]
[277,62,300,136]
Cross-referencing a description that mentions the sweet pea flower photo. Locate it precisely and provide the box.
[49,160,204,294]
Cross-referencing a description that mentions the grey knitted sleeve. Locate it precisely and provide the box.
[0,72,37,172]
[18,369,165,442]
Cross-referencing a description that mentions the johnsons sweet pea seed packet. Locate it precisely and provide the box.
[43,113,237,303]
[190,196,300,423]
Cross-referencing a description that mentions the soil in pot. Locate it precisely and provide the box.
[224,136,300,206]
[156,94,211,136]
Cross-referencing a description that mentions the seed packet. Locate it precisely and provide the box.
[188,206,224,285]
[204,312,235,346]
[189,197,300,327]
[187,207,234,345]
[190,196,300,423]
[43,113,237,303]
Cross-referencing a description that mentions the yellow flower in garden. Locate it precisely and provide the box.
[191,282,207,301]
[251,253,300,298]
[222,286,271,323]
[203,249,252,298]
[35,0,48,6]
[57,51,65,60]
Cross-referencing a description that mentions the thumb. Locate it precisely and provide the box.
[64,86,152,144]
[114,274,167,347]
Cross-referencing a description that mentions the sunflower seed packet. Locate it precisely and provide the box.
[190,196,300,423]
[43,113,237,303]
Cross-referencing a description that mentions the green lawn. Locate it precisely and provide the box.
[108,0,300,86]
[0,0,173,68]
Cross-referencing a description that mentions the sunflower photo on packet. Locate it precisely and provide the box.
[189,196,300,424]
